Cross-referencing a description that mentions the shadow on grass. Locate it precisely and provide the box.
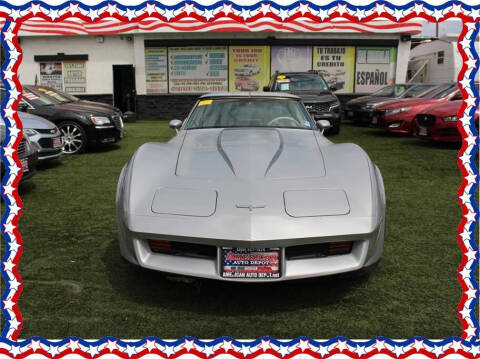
[36,159,63,171]
[408,139,460,150]
[19,180,36,195]
[88,143,122,154]
[103,239,372,316]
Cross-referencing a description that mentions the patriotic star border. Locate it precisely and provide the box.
[0,0,479,354]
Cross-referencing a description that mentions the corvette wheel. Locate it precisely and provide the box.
[59,121,87,154]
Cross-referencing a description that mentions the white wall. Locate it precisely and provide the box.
[395,39,411,83]
[19,35,135,94]
[409,40,456,83]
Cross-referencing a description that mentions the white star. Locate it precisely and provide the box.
[239,8,251,21]
[202,344,215,358]
[68,3,80,14]
[183,339,196,352]
[460,77,471,89]
[143,340,156,352]
[220,3,232,16]
[106,340,118,352]
[106,3,118,16]
[47,8,59,21]
[459,37,471,50]
[469,8,480,20]
[9,9,22,20]
[222,340,233,352]
[4,107,15,119]
[432,345,444,357]
[355,8,366,20]
[29,340,42,352]
[465,134,477,145]
[3,259,15,272]
[9,240,20,253]
[164,345,175,357]
[466,287,477,299]
[259,339,271,352]
[184,3,195,15]
[3,298,14,310]
[3,184,15,196]
[412,3,424,15]
[88,8,99,21]
[9,202,21,216]
[459,152,471,164]
[163,8,175,21]
[466,96,476,109]
[88,345,99,357]
[466,57,477,69]
[68,339,80,352]
[450,3,463,15]
[10,277,21,291]
[317,345,330,357]
[413,339,425,352]
[298,3,310,15]
[374,340,386,351]
[459,307,470,319]
[29,3,42,15]
[336,340,349,352]
[9,87,20,100]
[465,22,477,31]
[465,210,477,223]
[9,345,21,357]
[432,8,444,21]
[10,125,20,138]
[3,68,15,81]
[202,8,214,21]
[144,3,156,15]
[466,248,476,260]
[317,9,329,21]
[9,317,21,330]
[460,227,472,240]
[392,345,404,357]
[466,172,477,184]
[459,266,471,279]
[259,3,271,15]
[3,29,15,43]
[125,8,136,21]
[277,8,290,21]
[297,339,310,352]
[465,325,477,338]
[375,3,386,15]
[125,345,137,357]
[278,345,290,357]
[336,3,348,15]
[392,8,403,21]
[468,345,480,356]
[4,145,15,158]
[48,345,60,357]
[4,222,15,235]
[450,340,464,352]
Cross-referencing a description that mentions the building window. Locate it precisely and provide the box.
[437,51,444,64]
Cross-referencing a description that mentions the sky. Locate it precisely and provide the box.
[415,19,463,38]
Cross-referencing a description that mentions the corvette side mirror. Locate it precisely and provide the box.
[169,119,183,133]
[316,119,332,133]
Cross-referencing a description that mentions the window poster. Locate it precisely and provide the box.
[63,61,86,93]
[229,46,270,92]
[39,62,63,90]
[168,46,228,93]
[355,47,397,93]
[271,46,312,73]
[313,46,355,93]
[145,47,168,94]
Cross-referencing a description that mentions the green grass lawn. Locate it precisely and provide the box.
[15,121,463,339]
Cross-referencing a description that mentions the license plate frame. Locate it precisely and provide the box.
[52,137,63,148]
[20,158,28,172]
[221,247,281,279]
[419,126,428,136]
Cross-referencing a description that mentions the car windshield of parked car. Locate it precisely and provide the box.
[22,90,54,107]
[372,85,409,97]
[186,98,315,130]
[402,85,435,98]
[273,75,329,92]
[421,84,457,99]
[48,87,79,102]
[31,86,71,103]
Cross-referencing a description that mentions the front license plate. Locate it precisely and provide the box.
[419,126,427,136]
[52,137,63,148]
[347,111,354,117]
[221,248,281,279]
[20,158,28,172]
[371,116,378,125]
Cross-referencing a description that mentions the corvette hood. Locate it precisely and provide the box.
[176,128,326,179]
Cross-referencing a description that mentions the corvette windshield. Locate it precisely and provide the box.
[186,98,315,130]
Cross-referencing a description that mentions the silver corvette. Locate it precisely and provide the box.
[116,92,386,282]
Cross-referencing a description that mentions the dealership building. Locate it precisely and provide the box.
[17,16,422,120]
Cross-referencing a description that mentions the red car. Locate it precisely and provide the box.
[373,83,462,134]
[414,100,479,142]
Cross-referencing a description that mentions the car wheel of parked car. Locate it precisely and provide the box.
[59,121,87,154]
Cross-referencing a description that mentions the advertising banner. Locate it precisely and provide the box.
[168,46,228,93]
[313,46,355,93]
[39,62,63,90]
[145,47,168,94]
[271,46,312,73]
[229,46,270,92]
[355,47,397,93]
[63,61,86,93]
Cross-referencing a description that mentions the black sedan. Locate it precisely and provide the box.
[1,86,124,154]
